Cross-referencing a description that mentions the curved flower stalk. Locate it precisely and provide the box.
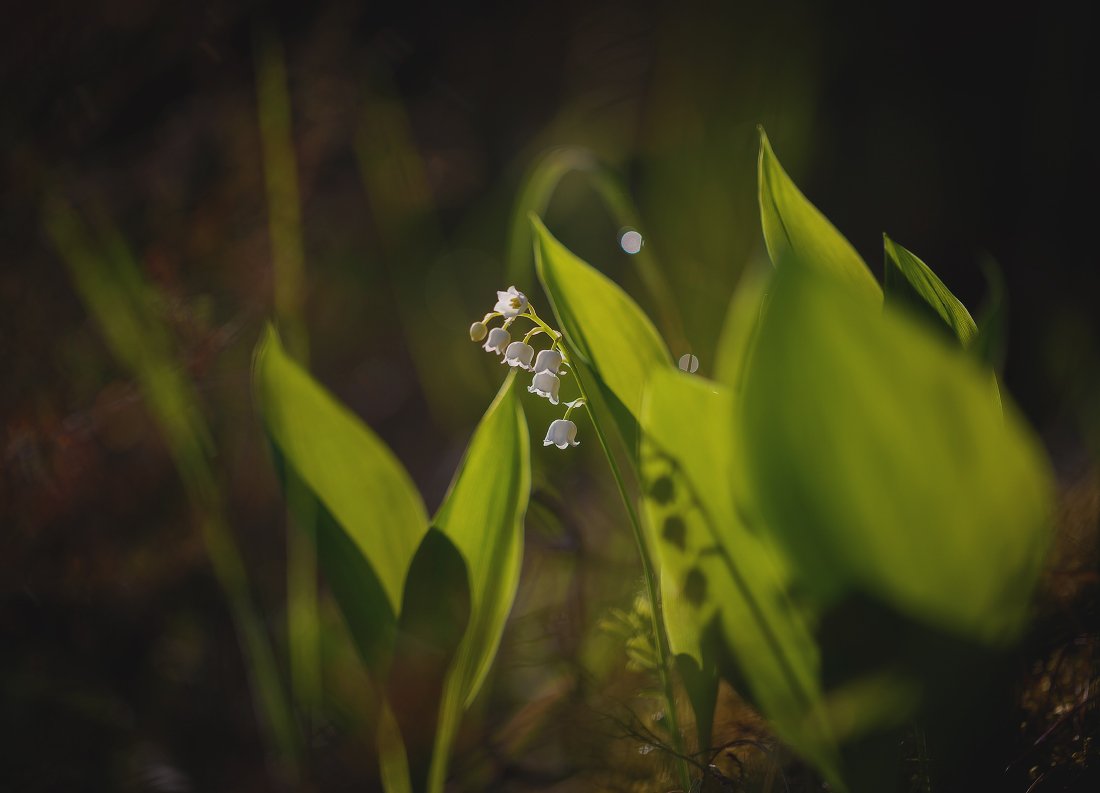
[470,286,585,448]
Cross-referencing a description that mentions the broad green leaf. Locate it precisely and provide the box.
[714,261,772,393]
[640,369,841,787]
[253,326,429,661]
[883,234,977,347]
[740,262,1052,644]
[757,128,881,303]
[531,214,672,428]
[424,373,530,793]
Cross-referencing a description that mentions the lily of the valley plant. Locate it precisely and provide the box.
[470,286,585,448]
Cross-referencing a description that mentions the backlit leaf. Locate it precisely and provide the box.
[757,128,881,303]
[424,373,530,793]
[253,326,429,669]
[640,369,841,786]
[883,234,977,347]
[740,262,1052,644]
[532,214,672,433]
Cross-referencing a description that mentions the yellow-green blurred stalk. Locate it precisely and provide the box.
[46,202,300,777]
[255,28,321,720]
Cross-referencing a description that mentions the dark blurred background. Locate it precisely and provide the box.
[2,1,1097,791]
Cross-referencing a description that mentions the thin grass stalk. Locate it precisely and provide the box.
[254,28,321,720]
[46,202,300,777]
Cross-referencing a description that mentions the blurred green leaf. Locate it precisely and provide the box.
[713,261,772,393]
[740,262,1052,644]
[531,214,671,433]
[378,701,413,793]
[253,326,429,667]
[883,234,977,347]
[640,369,842,786]
[757,127,881,303]
[425,373,530,793]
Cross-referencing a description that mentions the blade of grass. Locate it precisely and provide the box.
[46,201,300,777]
[255,28,320,717]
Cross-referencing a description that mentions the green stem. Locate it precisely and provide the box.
[568,364,691,790]
[505,148,687,353]
[520,312,563,355]
[522,304,689,786]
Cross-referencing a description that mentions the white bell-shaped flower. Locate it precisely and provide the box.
[482,327,510,355]
[503,341,535,370]
[532,348,563,374]
[494,286,528,318]
[543,418,580,449]
[527,370,561,404]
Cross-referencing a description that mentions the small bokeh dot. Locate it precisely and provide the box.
[619,229,643,254]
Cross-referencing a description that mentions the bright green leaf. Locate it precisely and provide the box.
[433,372,530,707]
[883,234,978,347]
[253,326,429,652]
[757,127,881,303]
[531,214,672,428]
[640,369,842,787]
[740,262,1052,644]
[424,373,530,793]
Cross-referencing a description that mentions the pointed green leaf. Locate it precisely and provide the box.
[883,234,978,347]
[757,128,881,303]
[640,370,841,786]
[423,374,530,793]
[531,214,672,430]
[253,326,429,669]
[433,373,530,707]
[740,263,1052,644]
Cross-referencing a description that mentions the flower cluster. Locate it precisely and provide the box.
[470,286,584,449]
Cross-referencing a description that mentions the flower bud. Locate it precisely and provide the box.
[482,327,511,355]
[469,321,488,342]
